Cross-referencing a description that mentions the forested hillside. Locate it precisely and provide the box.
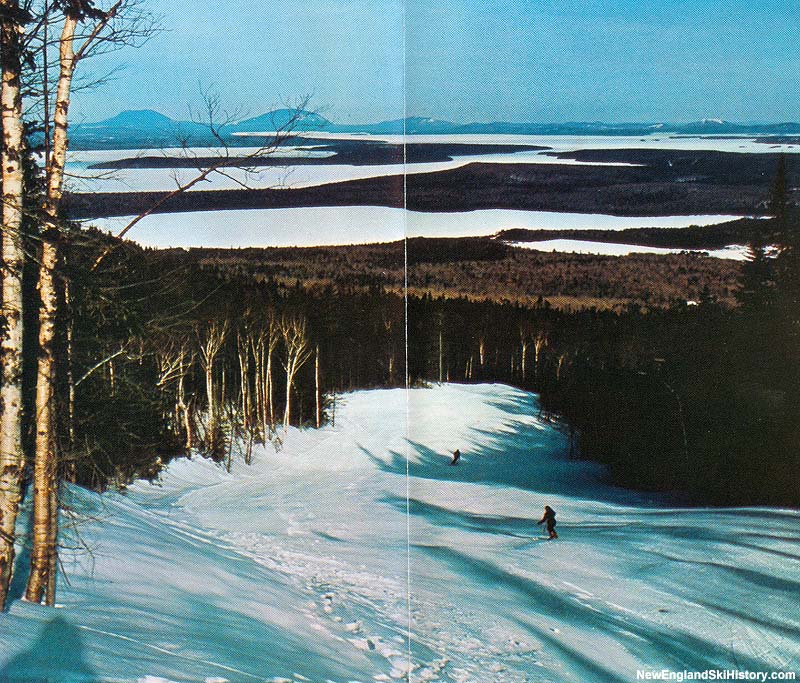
[184,237,742,309]
[43,216,797,508]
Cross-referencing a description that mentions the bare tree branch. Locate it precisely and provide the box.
[89,91,314,271]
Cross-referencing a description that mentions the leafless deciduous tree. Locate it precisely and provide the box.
[533,332,549,383]
[26,0,158,607]
[197,319,229,456]
[91,90,313,271]
[254,314,281,437]
[280,316,312,428]
[155,337,195,452]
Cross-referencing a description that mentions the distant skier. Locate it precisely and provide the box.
[538,505,558,539]
[450,449,461,466]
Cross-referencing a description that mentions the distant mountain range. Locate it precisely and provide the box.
[67,109,800,149]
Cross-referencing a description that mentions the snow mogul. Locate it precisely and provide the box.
[538,505,558,539]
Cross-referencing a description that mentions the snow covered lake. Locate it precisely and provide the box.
[63,146,632,194]
[511,239,751,260]
[1,384,797,682]
[241,131,800,154]
[87,208,741,250]
[64,133,800,194]
[69,135,770,253]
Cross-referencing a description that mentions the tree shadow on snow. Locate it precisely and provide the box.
[358,426,638,504]
[0,616,97,683]
[359,385,644,504]
[415,544,778,673]
[381,495,537,539]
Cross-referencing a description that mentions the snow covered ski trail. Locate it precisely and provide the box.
[1,384,797,682]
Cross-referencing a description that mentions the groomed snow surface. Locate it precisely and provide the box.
[1,384,798,682]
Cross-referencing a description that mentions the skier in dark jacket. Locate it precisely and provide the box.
[538,505,558,539]
[450,449,461,465]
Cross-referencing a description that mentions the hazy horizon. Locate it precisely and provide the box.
[80,108,800,127]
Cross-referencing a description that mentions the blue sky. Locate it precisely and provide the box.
[73,0,800,124]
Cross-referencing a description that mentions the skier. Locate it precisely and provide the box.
[537,505,558,539]
[450,449,461,465]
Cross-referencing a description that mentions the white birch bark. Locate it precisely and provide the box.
[0,0,26,611]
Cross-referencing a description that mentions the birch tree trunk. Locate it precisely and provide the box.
[438,330,444,384]
[284,367,293,428]
[237,333,248,432]
[198,320,228,455]
[0,0,27,611]
[26,10,79,607]
[26,236,60,605]
[533,335,547,384]
[205,361,216,452]
[281,317,311,429]
[251,333,264,439]
[315,345,322,428]
[177,349,193,451]
[520,339,528,382]
[266,319,279,430]
[219,365,227,455]
[45,484,59,604]
[384,319,395,385]
[29,0,135,602]
[556,352,568,382]
[266,349,274,430]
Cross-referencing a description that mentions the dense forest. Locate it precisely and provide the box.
[170,237,743,309]
[37,203,796,512]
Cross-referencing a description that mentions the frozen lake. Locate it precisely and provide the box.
[86,207,742,250]
[71,135,771,253]
[511,239,751,260]
[244,130,800,154]
[64,133,800,194]
[64,145,636,194]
